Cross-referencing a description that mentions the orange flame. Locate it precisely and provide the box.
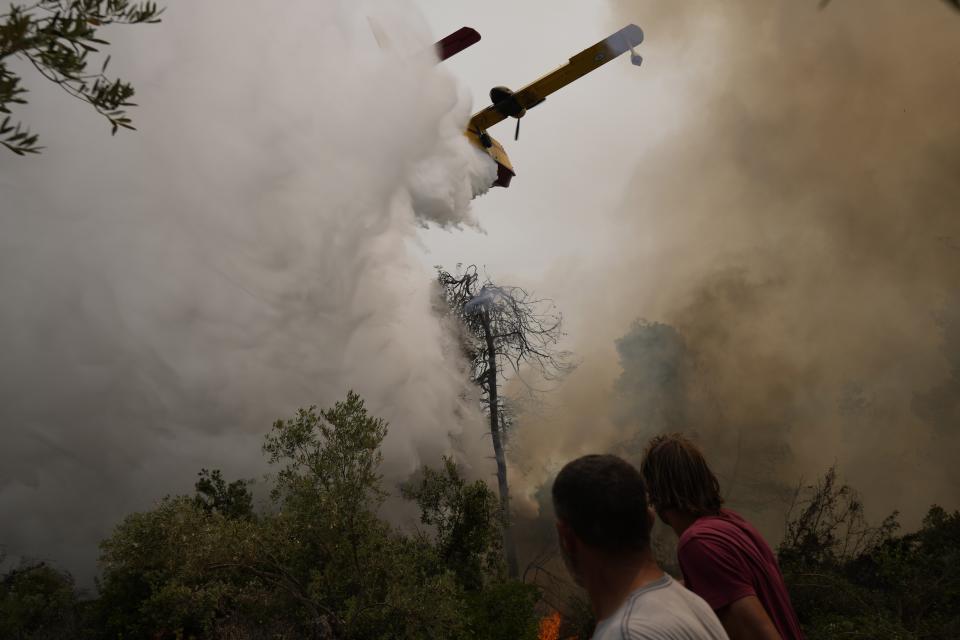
[538,611,562,640]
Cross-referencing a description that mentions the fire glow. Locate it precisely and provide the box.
[537,611,562,640]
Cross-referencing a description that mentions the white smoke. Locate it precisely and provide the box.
[464,285,509,314]
[408,82,498,228]
[0,0,494,585]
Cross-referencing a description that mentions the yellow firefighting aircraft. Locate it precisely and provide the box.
[466,24,644,188]
[368,21,643,189]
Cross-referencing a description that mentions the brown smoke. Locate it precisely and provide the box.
[509,0,960,542]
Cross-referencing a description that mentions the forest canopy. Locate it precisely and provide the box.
[1,392,957,639]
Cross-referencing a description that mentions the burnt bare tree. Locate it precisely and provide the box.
[779,466,899,569]
[436,264,572,578]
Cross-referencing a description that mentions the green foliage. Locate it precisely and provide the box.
[88,391,541,638]
[263,390,388,517]
[193,468,254,521]
[402,457,541,639]
[0,392,543,638]
[780,468,960,639]
[96,496,254,638]
[255,392,454,637]
[0,1,163,155]
[0,561,79,639]
[463,580,540,640]
[402,456,504,590]
[6,427,958,640]
[780,466,900,571]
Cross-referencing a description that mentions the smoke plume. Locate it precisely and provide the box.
[0,0,494,585]
[510,0,960,541]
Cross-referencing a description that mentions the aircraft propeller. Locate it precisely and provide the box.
[464,22,644,189]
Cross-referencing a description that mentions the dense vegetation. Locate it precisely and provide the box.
[1,394,957,638]
[778,468,960,639]
[1,392,540,639]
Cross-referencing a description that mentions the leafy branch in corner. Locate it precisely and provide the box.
[0,0,163,155]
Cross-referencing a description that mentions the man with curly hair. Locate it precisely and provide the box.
[641,434,804,640]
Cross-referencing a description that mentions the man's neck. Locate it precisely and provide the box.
[585,550,664,622]
[663,510,701,537]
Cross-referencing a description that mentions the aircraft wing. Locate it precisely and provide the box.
[469,24,643,133]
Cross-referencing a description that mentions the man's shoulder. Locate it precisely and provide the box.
[608,576,728,639]
[678,509,757,548]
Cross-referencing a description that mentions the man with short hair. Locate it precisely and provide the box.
[641,434,804,640]
[552,454,728,639]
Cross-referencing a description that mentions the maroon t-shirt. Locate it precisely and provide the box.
[678,509,804,640]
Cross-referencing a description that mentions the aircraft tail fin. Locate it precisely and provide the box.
[435,27,481,62]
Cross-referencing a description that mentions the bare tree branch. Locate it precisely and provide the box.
[434,264,574,578]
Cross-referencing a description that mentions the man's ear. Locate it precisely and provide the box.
[647,505,657,531]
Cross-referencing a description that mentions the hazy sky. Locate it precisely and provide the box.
[413,0,656,287]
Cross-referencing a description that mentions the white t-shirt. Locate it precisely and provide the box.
[591,574,729,640]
